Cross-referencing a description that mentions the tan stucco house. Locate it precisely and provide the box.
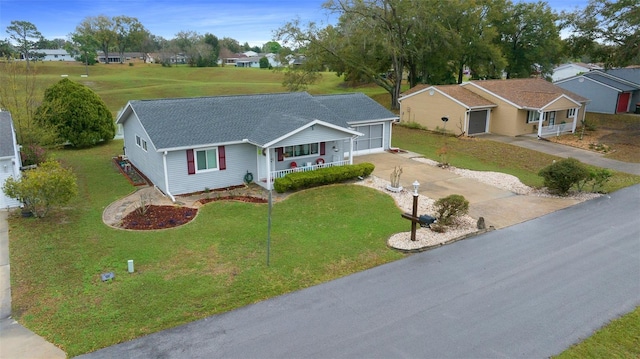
[398,78,589,137]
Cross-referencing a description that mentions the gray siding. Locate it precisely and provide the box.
[556,78,618,114]
[0,158,21,208]
[166,143,257,195]
[122,112,166,191]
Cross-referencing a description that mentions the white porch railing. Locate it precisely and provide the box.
[271,159,350,179]
[539,123,573,137]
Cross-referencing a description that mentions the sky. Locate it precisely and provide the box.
[1,0,588,48]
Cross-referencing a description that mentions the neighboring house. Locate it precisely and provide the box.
[551,62,602,82]
[398,78,589,137]
[97,52,145,64]
[115,92,397,199]
[555,69,640,114]
[21,49,75,62]
[235,53,281,68]
[0,111,23,209]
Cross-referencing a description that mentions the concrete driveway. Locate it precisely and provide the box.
[355,151,582,229]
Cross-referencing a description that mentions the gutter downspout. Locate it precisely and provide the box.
[162,151,176,202]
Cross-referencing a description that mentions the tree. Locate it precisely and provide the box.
[114,16,146,63]
[2,160,78,218]
[5,20,42,69]
[262,41,282,54]
[66,29,99,74]
[564,0,640,68]
[494,1,563,79]
[259,56,270,68]
[75,15,116,64]
[219,37,241,53]
[34,78,115,147]
[0,39,14,59]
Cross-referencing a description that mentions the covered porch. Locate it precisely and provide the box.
[535,95,583,138]
[254,120,363,190]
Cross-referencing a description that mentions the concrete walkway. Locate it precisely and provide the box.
[0,210,66,359]
[481,134,640,175]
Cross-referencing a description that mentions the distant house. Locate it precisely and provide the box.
[22,49,75,62]
[551,62,602,82]
[398,78,589,138]
[97,51,146,64]
[115,92,397,199]
[555,69,640,114]
[0,111,23,208]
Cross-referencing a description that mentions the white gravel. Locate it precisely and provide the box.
[357,157,601,251]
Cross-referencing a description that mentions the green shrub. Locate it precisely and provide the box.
[20,144,47,166]
[2,160,78,217]
[577,168,613,193]
[273,163,375,193]
[538,158,590,195]
[434,194,469,225]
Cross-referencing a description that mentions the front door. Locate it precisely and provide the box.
[617,92,631,113]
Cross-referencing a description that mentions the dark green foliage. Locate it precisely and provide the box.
[273,163,375,193]
[434,194,469,225]
[538,158,590,195]
[577,168,613,193]
[34,78,115,147]
[259,57,269,69]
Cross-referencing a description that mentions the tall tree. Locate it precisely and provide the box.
[494,1,563,79]
[75,16,117,64]
[66,29,99,75]
[5,20,42,69]
[564,0,640,68]
[114,16,145,63]
[219,37,241,53]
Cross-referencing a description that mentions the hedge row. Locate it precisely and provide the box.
[273,163,375,193]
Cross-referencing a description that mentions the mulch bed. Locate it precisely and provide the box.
[120,196,267,230]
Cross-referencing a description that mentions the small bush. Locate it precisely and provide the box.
[538,158,590,195]
[273,163,375,193]
[20,144,47,166]
[434,194,469,225]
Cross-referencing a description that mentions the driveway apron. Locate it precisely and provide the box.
[355,152,580,229]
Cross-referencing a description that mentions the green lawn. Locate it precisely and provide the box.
[9,141,406,356]
[556,306,640,358]
[6,62,640,356]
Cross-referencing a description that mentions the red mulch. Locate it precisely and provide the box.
[120,196,267,230]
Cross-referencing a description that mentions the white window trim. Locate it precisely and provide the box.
[567,108,577,117]
[527,111,540,124]
[135,134,147,152]
[195,147,219,173]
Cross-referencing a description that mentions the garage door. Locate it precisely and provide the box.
[468,110,488,135]
[352,124,384,155]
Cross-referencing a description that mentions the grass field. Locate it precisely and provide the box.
[4,62,639,356]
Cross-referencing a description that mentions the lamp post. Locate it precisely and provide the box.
[411,180,420,241]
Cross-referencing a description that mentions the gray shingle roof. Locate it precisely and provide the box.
[603,68,640,86]
[585,73,639,91]
[123,92,397,150]
[313,93,398,123]
[0,111,17,158]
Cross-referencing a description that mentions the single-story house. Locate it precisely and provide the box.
[551,62,602,82]
[554,69,640,114]
[115,92,398,199]
[0,111,23,208]
[23,49,75,62]
[398,78,589,137]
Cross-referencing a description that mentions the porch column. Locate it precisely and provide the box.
[349,137,354,164]
[571,108,579,133]
[265,147,272,190]
[537,110,544,137]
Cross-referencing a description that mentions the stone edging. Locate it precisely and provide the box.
[388,226,496,254]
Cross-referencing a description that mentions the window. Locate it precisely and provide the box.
[567,108,577,117]
[135,135,147,151]
[546,111,556,126]
[283,143,319,158]
[196,148,218,172]
[527,111,540,123]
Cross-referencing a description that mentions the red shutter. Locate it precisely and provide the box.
[186,149,195,174]
[276,147,284,161]
[218,146,226,170]
[320,142,326,155]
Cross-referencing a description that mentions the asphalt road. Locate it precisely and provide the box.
[79,185,640,359]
